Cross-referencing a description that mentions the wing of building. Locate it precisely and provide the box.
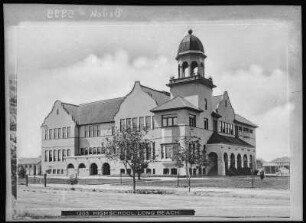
[41,29,258,176]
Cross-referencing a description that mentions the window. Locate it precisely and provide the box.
[45,150,48,161]
[54,128,57,139]
[63,127,66,138]
[139,117,144,131]
[120,119,126,132]
[163,168,169,175]
[67,149,71,156]
[225,123,228,134]
[97,125,101,136]
[204,98,208,110]
[89,125,93,137]
[97,147,101,154]
[93,147,97,155]
[161,144,177,159]
[189,114,196,127]
[126,118,131,130]
[204,118,209,130]
[146,143,151,160]
[145,116,151,130]
[250,129,253,134]
[58,150,61,161]
[85,148,88,155]
[93,125,97,137]
[152,116,155,129]
[58,128,61,139]
[162,115,177,127]
[239,126,242,131]
[53,150,56,161]
[49,150,52,162]
[67,127,71,138]
[243,127,249,132]
[62,149,66,160]
[230,124,233,135]
[132,118,137,130]
[44,127,48,140]
[152,142,155,160]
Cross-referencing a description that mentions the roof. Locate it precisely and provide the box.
[271,156,290,163]
[177,30,205,58]
[207,132,255,148]
[211,95,223,112]
[18,157,41,165]
[58,83,170,125]
[140,84,170,106]
[234,114,258,128]
[150,96,203,113]
[62,97,124,125]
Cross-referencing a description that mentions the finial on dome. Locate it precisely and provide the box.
[188,29,193,35]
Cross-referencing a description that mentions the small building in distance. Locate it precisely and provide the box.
[263,156,290,176]
[18,157,42,176]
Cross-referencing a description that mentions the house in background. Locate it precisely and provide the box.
[18,156,42,176]
[263,156,290,176]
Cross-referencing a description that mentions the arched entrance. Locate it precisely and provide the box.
[102,163,110,175]
[237,154,242,169]
[224,153,229,175]
[90,163,98,175]
[230,153,235,169]
[78,163,86,176]
[243,154,248,168]
[207,152,218,175]
[67,163,75,176]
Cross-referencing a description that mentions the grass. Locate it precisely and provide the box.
[18,175,289,190]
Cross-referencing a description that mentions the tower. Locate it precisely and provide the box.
[167,29,216,111]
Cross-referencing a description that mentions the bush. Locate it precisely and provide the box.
[67,176,78,185]
[228,166,237,176]
[259,170,265,180]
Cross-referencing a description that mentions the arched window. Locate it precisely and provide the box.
[178,64,181,78]
[58,150,61,161]
[191,61,198,76]
[53,150,56,161]
[93,147,97,155]
[45,150,48,162]
[78,163,86,169]
[200,62,204,76]
[85,148,88,155]
[163,168,169,175]
[89,147,92,155]
[182,62,188,77]
[62,149,66,161]
[205,98,208,110]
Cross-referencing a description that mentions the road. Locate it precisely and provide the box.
[15,184,290,221]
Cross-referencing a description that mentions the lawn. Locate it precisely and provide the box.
[19,175,289,190]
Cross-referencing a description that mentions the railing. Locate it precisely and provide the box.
[168,74,214,87]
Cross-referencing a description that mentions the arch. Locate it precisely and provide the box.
[67,163,74,169]
[182,62,189,77]
[230,153,235,169]
[178,64,181,78]
[170,168,177,175]
[191,61,199,76]
[237,154,242,169]
[224,153,229,175]
[78,163,86,169]
[90,163,98,175]
[250,155,253,169]
[200,62,204,77]
[102,163,110,175]
[243,154,248,168]
[207,152,218,175]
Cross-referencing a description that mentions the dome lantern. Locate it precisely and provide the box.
[176,30,207,79]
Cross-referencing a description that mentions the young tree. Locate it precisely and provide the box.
[104,128,155,193]
[174,136,207,192]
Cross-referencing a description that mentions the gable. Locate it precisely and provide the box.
[217,91,235,121]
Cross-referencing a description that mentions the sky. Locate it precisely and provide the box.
[4,5,301,162]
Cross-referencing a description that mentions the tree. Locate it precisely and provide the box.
[174,136,206,192]
[18,165,27,179]
[104,128,155,193]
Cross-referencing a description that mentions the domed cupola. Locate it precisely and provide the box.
[176,29,206,60]
[174,29,207,79]
[167,29,215,90]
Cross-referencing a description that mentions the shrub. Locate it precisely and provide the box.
[67,176,78,185]
[228,166,237,176]
[259,170,265,180]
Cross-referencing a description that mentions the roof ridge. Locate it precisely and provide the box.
[140,84,170,96]
[79,97,124,106]
[62,102,80,107]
